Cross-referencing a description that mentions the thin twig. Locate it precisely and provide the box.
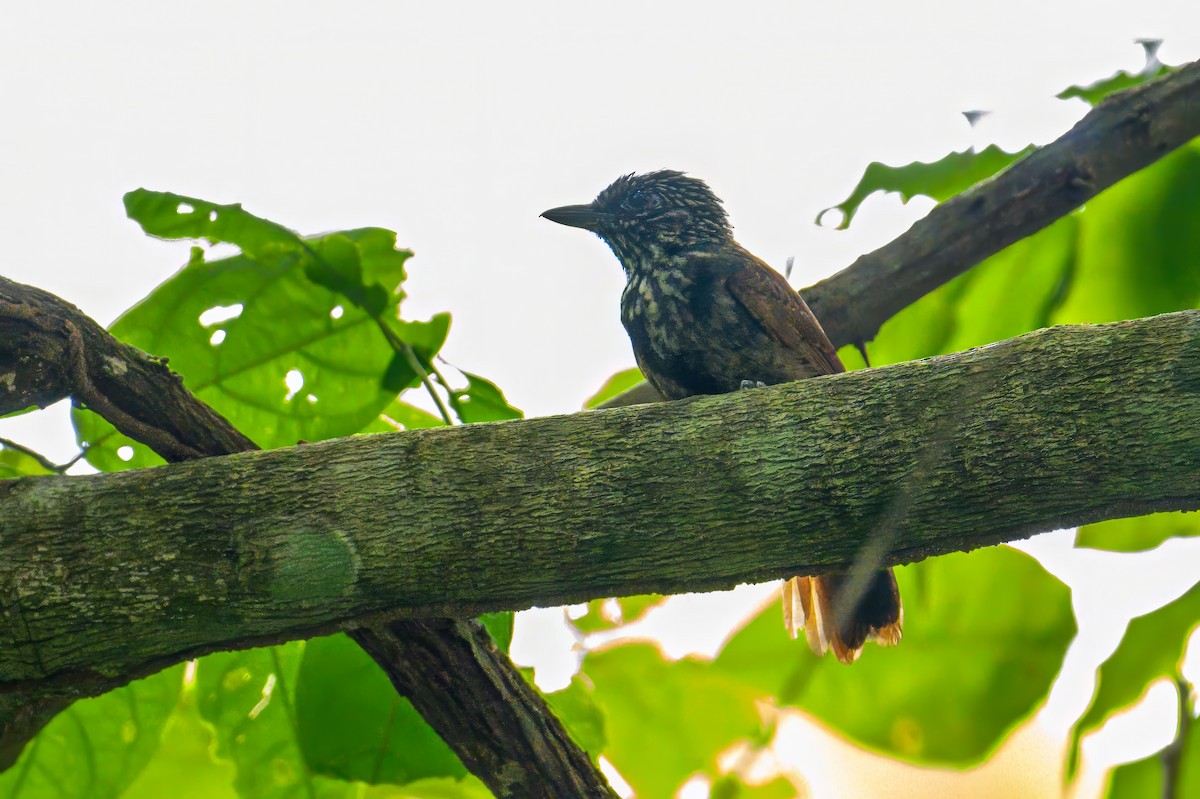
[1162,674,1194,799]
[0,438,74,475]
[374,320,454,426]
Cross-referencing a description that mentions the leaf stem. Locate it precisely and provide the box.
[375,320,454,426]
[1162,673,1194,799]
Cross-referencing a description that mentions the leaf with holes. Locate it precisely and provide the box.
[74,226,416,467]
[125,189,304,261]
[571,595,665,634]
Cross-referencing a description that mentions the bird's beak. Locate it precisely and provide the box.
[540,204,608,232]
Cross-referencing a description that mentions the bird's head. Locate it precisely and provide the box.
[541,170,733,270]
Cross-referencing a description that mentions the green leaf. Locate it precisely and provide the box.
[448,371,523,423]
[0,442,55,478]
[1101,694,1200,799]
[381,314,453,393]
[582,644,764,798]
[74,226,414,466]
[715,546,1075,765]
[0,665,183,799]
[1069,580,1200,775]
[124,190,301,259]
[584,368,645,409]
[194,642,354,799]
[293,635,468,786]
[394,314,452,361]
[307,234,390,317]
[1103,753,1163,799]
[1179,716,1200,797]
[543,675,608,757]
[1059,64,1175,106]
[1053,142,1200,326]
[1076,512,1200,552]
[817,145,1035,229]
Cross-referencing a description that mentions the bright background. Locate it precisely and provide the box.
[3,2,1200,796]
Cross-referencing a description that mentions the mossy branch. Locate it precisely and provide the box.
[4,310,1199,692]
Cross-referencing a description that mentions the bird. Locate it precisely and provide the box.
[541,170,902,663]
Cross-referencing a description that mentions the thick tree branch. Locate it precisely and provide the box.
[0,275,614,797]
[4,309,1199,693]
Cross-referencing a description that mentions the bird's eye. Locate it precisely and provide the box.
[628,189,663,211]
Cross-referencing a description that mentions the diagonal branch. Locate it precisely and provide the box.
[805,58,1200,350]
[4,309,1199,697]
[0,274,615,798]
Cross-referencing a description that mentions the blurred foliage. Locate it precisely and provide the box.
[294,635,469,785]
[7,50,1200,799]
[1067,581,1200,776]
[715,548,1073,764]
[1101,686,1200,799]
[1076,511,1200,552]
[0,666,182,798]
[583,644,767,797]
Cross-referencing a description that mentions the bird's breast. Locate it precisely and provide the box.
[620,259,819,398]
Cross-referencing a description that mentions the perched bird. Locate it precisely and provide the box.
[541,170,902,663]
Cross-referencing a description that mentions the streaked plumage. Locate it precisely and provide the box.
[543,170,902,663]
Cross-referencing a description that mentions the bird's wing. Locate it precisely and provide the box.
[724,251,845,376]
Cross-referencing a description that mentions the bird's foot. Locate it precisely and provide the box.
[739,380,768,390]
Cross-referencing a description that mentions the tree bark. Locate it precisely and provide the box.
[5,309,1199,693]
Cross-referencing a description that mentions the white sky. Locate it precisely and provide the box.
[4,3,1200,796]
[3,1,1198,442]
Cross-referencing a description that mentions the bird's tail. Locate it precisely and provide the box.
[783,570,903,664]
